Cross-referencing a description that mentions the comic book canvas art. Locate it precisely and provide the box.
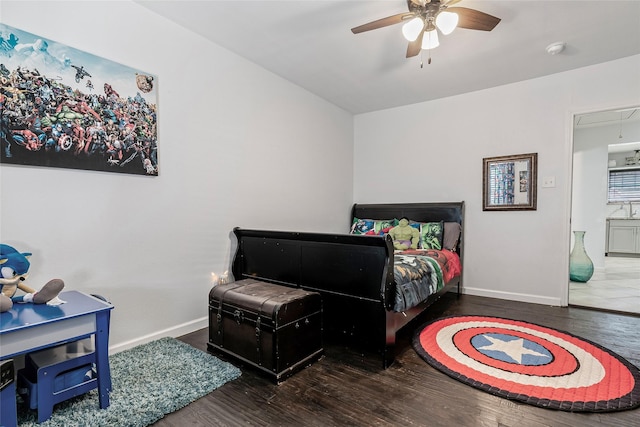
[0,24,158,176]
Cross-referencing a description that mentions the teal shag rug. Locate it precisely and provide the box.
[17,337,242,427]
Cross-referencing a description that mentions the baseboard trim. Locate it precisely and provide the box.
[109,317,208,354]
[462,287,562,307]
[108,288,561,354]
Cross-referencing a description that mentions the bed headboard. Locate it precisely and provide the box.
[352,202,464,224]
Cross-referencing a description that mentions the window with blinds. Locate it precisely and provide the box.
[608,167,640,202]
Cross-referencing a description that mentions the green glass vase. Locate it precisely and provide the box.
[569,230,594,282]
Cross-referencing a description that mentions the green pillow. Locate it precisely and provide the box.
[374,219,398,235]
[418,221,444,250]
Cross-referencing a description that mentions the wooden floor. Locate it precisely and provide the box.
[155,293,640,427]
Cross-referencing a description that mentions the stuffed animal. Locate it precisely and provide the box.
[388,217,420,250]
[0,243,64,313]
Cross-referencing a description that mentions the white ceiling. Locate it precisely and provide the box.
[135,0,640,115]
[575,106,640,135]
[575,107,640,153]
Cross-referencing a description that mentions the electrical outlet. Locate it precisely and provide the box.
[542,176,556,188]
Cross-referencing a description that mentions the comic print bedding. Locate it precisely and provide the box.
[392,249,461,312]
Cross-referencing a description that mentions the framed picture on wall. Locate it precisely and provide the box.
[483,153,538,211]
[0,23,158,176]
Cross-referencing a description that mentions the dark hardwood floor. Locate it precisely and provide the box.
[154,293,640,427]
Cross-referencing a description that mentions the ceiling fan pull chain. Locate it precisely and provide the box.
[419,50,433,68]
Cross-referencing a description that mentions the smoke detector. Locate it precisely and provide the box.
[546,42,566,55]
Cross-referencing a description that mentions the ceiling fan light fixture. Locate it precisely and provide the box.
[402,16,424,42]
[421,29,439,50]
[435,11,458,35]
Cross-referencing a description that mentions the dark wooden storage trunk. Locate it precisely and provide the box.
[208,279,323,382]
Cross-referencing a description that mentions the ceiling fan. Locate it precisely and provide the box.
[351,0,501,61]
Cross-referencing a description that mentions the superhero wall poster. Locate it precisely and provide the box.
[0,23,158,176]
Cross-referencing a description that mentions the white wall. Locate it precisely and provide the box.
[572,120,640,269]
[0,1,354,352]
[354,54,640,306]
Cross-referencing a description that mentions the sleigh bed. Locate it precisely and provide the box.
[231,201,464,368]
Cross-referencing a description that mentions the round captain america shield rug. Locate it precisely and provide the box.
[412,315,640,412]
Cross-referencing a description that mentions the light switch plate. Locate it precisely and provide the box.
[542,176,556,188]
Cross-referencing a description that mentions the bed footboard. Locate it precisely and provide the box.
[231,228,397,362]
[232,228,395,305]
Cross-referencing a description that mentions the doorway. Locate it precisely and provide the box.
[570,107,640,316]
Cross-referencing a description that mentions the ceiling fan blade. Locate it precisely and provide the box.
[447,7,501,31]
[351,12,413,34]
[406,31,424,58]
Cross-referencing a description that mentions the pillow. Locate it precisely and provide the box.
[417,221,444,250]
[350,218,398,235]
[373,218,398,235]
[350,218,375,235]
[408,221,422,243]
[443,222,462,251]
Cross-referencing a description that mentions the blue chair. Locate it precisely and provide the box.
[18,339,97,423]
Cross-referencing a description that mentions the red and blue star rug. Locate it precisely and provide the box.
[413,315,640,412]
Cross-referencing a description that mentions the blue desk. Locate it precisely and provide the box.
[0,291,113,424]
